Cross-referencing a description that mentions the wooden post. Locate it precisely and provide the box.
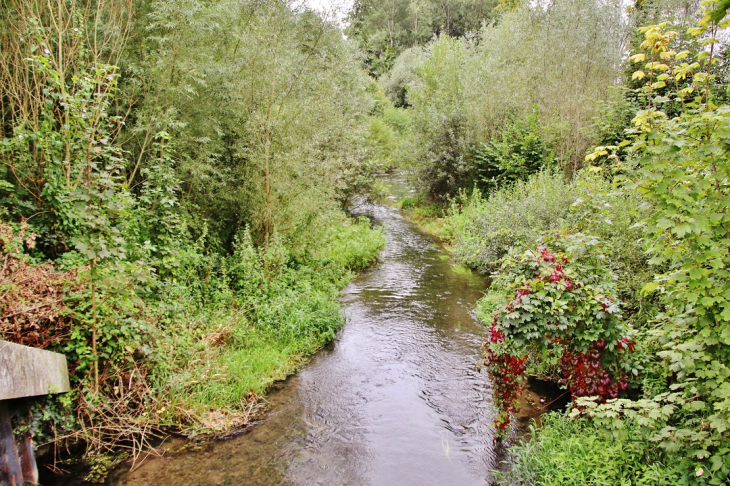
[0,402,22,486]
[16,431,37,484]
[1,340,70,485]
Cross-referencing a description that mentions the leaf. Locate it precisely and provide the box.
[689,400,706,411]
[632,70,646,81]
[642,282,661,293]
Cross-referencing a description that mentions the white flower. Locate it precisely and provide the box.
[696,467,704,477]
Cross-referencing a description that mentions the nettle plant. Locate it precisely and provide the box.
[484,232,635,430]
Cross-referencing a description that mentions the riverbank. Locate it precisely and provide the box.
[79,196,502,485]
[27,215,385,484]
[392,188,573,424]
[377,173,456,246]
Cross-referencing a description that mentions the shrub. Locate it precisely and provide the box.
[448,170,592,273]
[379,46,426,107]
[574,16,730,483]
[483,232,635,429]
[474,112,554,192]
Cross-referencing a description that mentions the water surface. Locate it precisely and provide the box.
[108,185,512,486]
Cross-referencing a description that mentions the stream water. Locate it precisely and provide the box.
[96,177,524,485]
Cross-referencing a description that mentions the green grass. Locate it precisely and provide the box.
[397,195,456,243]
[166,320,312,412]
[151,216,385,434]
[504,412,674,486]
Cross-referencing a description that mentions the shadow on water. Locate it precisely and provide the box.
[44,174,560,486]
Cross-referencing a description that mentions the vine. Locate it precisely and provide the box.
[483,233,635,430]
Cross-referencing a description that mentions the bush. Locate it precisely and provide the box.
[379,46,426,107]
[483,232,635,429]
[448,170,593,273]
[571,18,730,484]
[474,112,554,192]
[449,170,650,295]
[504,412,671,485]
[151,215,385,432]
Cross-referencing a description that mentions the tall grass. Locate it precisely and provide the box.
[503,412,672,485]
[150,216,385,433]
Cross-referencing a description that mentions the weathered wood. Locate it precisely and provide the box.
[0,402,22,486]
[1,340,70,485]
[0,340,70,400]
[16,432,37,485]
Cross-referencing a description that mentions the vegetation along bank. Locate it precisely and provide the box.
[2,0,730,484]
[0,0,387,479]
[377,0,730,483]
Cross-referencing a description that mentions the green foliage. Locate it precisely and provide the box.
[590,89,640,160]
[403,0,627,194]
[490,232,629,357]
[364,85,413,171]
[505,412,672,485]
[346,0,497,77]
[562,10,730,484]
[483,232,635,430]
[447,170,591,273]
[636,102,730,447]
[125,0,377,250]
[154,217,385,428]
[379,46,426,107]
[0,0,389,457]
[474,112,554,192]
[0,55,130,261]
[64,261,153,377]
[448,170,651,312]
[408,35,473,199]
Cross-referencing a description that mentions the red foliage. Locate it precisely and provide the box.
[559,345,630,402]
[484,244,634,432]
[485,318,527,430]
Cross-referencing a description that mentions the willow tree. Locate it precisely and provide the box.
[466,0,628,172]
[405,0,629,197]
[346,0,498,76]
[126,0,374,252]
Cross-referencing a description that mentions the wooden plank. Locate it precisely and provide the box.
[0,340,69,400]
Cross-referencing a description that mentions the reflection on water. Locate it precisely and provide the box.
[105,176,513,486]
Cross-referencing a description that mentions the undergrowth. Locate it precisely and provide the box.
[503,412,670,485]
[1,215,384,477]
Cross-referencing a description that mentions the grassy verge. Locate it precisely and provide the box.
[503,411,671,485]
[396,194,455,244]
[153,216,386,435]
[5,215,384,481]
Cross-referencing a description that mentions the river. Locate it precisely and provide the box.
[104,177,524,485]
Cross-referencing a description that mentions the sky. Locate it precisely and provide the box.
[302,0,354,25]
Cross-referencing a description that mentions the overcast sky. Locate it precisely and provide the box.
[302,0,354,24]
